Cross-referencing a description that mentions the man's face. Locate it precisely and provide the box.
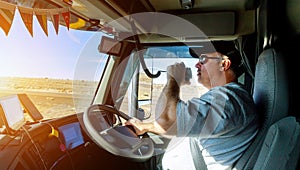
[195,52,223,88]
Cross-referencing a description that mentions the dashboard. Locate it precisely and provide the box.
[0,113,160,170]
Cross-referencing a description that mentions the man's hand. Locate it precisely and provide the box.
[125,118,148,136]
[125,118,171,136]
[167,62,191,86]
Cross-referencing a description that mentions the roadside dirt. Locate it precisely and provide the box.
[0,77,94,120]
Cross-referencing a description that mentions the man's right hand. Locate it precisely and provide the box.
[125,118,148,136]
[167,62,191,86]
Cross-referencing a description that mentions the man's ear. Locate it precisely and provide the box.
[220,58,231,71]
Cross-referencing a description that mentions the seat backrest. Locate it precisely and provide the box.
[233,48,289,169]
[253,48,289,133]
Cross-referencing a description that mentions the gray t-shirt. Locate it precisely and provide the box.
[176,82,259,170]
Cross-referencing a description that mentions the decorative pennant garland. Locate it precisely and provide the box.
[49,9,60,35]
[0,1,70,36]
[18,6,34,37]
[61,8,70,30]
[34,8,48,36]
[0,1,16,36]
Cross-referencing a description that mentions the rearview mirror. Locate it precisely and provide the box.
[98,36,123,56]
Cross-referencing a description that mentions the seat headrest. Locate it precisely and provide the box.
[253,48,289,130]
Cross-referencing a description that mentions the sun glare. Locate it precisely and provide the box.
[0,9,102,80]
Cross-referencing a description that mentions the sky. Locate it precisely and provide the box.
[0,9,108,80]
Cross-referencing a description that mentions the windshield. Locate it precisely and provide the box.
[0,10,111,121]
[116,46,208,122]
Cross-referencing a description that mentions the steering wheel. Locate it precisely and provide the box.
[82,104,154,162]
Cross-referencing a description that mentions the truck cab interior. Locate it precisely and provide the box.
[0,0,299,169]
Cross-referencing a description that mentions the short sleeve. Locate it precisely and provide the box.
[176,97,211,137]
[176,85,242,138]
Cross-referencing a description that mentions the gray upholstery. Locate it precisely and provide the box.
[233,48,289,169]
[254,116,300,170]
[253,48,289,131]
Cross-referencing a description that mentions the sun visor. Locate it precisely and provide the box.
[179,12,235,36]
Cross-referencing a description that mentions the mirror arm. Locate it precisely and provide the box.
[130,20,161,78]
[144,68,161,78]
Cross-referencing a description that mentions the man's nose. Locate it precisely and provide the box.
[195,61,202,68]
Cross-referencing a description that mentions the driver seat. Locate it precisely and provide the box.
[233,48,292,169]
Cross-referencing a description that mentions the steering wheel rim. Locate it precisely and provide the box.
[82,104,154,161]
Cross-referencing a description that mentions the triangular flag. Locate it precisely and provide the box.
[0,1,16,36]
[34,8,48,36]
[49,9,60,35]
[61,8,70,30]
[18,6,33,37]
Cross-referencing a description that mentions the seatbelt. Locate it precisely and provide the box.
[189,138,207,170]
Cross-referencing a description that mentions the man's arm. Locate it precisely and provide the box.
[125,62,187,136]
[125,77,180,136]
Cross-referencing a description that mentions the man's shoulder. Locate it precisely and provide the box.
[225,82,245,88]
[209,82,245,93]
[205,82,252,102]
[222,82,249,94]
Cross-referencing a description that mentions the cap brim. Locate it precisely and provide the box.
[189,41,216,58]
[189,47,200,58]
[189,41,237,58]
